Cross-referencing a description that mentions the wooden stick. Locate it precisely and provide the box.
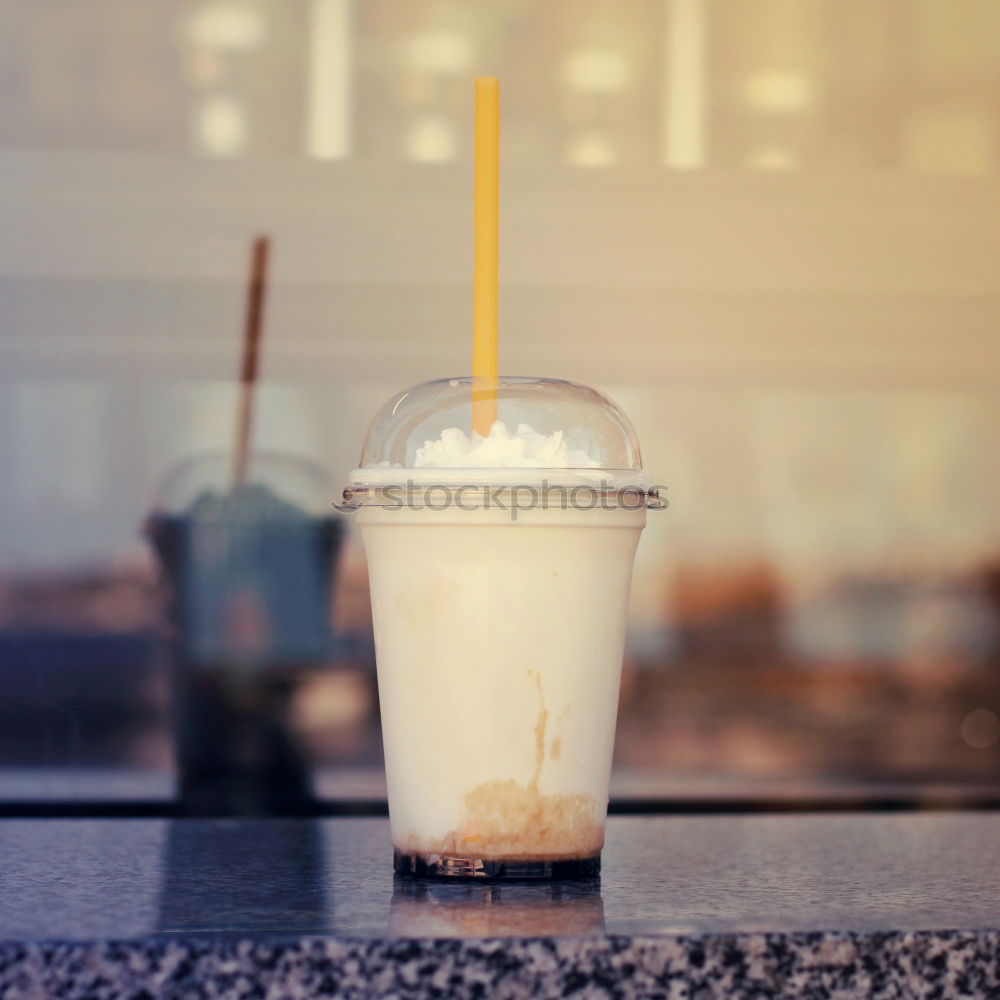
[232,235,269,488]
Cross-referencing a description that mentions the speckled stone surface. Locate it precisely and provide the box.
[2,815,1000,998]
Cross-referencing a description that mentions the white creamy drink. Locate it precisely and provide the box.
[347,377,651,879]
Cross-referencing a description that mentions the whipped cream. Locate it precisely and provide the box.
[414,422,600,469]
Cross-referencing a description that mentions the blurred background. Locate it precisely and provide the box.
[2,0,1000,811]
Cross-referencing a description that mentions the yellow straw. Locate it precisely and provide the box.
[472,76,499,438]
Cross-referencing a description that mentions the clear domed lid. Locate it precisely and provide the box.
[350,376,646,487]
[150,451,332,518]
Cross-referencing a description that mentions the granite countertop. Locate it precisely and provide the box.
[2,813,999,998]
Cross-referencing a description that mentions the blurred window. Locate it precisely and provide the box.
[1,0,1000,810]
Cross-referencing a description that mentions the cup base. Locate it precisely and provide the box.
[393,849,601,881]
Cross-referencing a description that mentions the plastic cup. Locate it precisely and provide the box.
[146,451,341,813]
[344,377,655,879]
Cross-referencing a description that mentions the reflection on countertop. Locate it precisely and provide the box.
[389,879,605,938]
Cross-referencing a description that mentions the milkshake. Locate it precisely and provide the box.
[346,376,652,879]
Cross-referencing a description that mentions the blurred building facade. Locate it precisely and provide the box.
[1,0,1000,793]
